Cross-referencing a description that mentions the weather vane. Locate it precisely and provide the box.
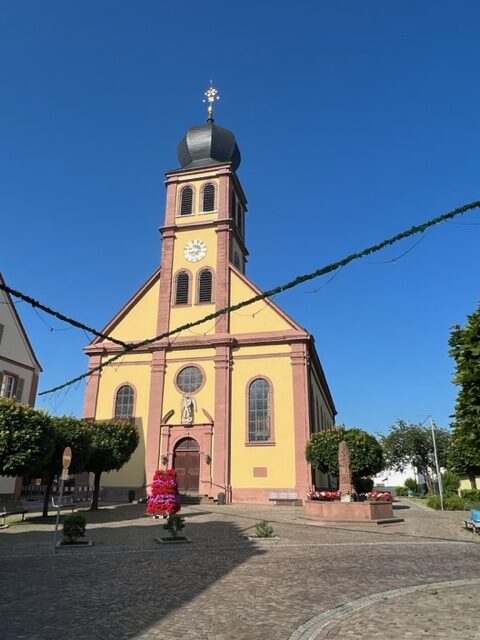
[203,82,220,123]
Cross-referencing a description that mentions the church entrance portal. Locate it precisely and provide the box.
[173,437,200,493]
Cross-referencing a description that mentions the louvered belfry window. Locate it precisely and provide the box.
[180,186,193,215]
[175,271,189,304]
[248,378,271,442]
[115,385,135,421]
[202,183,215,212]
[198,269,213,303]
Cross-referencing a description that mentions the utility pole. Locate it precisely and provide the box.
[430,417,444,511]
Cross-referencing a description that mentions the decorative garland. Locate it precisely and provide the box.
[0,282,128,348]
[39,198,480,396]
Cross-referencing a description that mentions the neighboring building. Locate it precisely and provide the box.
[83,99,336,503]
[0,272,42,496]
[373,465,425,492]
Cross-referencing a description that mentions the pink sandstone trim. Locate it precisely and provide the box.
[145,350,167,486]
[291,342,313,498]
[212,346,231,497]
[83,355,101,419]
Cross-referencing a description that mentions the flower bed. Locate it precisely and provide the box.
[367,491,393,502]
[307,490,341,501]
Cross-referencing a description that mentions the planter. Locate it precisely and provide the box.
[56,540,94,548]
[305,499,400,522]
[155,536,192,544]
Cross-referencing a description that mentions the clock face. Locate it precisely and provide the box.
[184,239,207,263]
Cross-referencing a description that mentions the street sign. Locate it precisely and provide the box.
[62,446,72,469]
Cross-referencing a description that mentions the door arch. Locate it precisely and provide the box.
[173,437,200,492]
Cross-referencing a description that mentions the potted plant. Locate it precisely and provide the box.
[60,513,93,546]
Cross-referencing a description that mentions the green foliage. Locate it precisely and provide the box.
[395,486,408,496]
[255,520,274,538]
[449,307,480,481]
[460,489,480,501]
[426,495,442,510]
[442,470,460,496]
[0,398,53,476]
[33,415,92,517]
[404,477,417,491]
[163,514,185,539]
[85,420,140,510]
[427,495,467,511]
[355,477,374,493]
[62,513,86,543]
[306,426,384,488]
[380,419,451,493]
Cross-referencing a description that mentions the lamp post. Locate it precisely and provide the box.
[430,417,444,511]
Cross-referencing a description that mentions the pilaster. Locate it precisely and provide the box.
[145,350,167,488]
[290,342,312,500]
[83,355,101,419]
[212,345,232,497]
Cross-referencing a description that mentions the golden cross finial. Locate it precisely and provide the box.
[203,83,220,122]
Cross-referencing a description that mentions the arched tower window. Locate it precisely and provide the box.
[175,271,190,305]
[198,269,213,303]
[202,183,215,212]
[248,378,272,442]
[115,385,135,421]
[180,186,193,216]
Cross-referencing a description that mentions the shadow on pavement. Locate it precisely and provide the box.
[0,518,265,640]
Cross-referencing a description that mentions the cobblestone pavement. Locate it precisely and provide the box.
[1,499,479,639]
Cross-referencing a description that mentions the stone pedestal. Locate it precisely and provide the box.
[304,500,400,523]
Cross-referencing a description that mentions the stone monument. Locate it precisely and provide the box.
[338,440,355,502]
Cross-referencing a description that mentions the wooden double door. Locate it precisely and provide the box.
[173,437,200,492]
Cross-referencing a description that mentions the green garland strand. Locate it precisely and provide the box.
[0,282,129,348]
[39,198,480,397]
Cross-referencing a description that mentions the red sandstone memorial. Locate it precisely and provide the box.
[305,440,401,523]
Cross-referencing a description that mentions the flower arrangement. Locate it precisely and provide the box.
[146,469,181,516]
[307,490,341,501]
[367,490,393,502]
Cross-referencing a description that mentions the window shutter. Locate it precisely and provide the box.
[202,184,215,212]
[0,323,4,344]
[175,272,189,305]
[180,187,193,215]
[15,377,24,402]
[198,270,213,303]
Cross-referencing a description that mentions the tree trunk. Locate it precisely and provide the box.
[469,474,478,490]
[90,471,102,511]
[42,476,53,518]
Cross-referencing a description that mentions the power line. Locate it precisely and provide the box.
[0,281,129,348]
[39,198,480,396]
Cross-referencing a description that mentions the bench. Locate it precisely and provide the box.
[268,492,303,506]
[462,509,480,534]
[0,500,29,527]
[51,496,77,513]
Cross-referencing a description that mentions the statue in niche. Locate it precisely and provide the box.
[338,440,355,502]
[181,394,196,425]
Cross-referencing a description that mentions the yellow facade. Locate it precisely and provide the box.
[84,117,336,503]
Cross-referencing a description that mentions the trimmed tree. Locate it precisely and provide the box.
[449,308,480,488]
[37,415,91,518]
[305,426,384,491]
[380,419,451,494]
[84,420,140,510]
[0,398,53,477]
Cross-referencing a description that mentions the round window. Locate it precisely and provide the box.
[176,366,204,393]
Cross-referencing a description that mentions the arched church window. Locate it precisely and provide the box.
[180,186,193,216]
[248,378,272,442]
[202,183,215,212]
[115,384,135,421]
[198,269,213,303]
[175,271,190,305]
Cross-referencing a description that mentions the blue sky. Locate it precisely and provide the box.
[1,1,479,434]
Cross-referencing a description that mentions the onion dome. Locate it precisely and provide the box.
[177,122,241,171]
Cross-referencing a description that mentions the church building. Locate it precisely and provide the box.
[83,88,336,504]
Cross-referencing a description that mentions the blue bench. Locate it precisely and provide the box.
[462,509,480,534]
